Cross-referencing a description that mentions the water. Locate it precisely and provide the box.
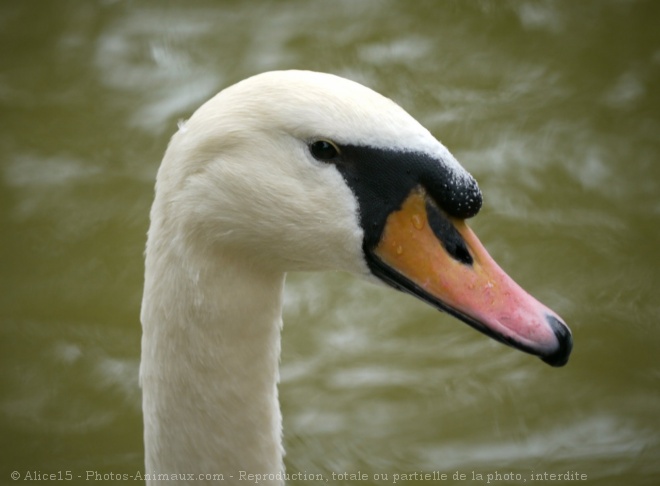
[1,1,659,484]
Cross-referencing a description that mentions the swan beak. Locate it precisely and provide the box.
[369,187,572,366]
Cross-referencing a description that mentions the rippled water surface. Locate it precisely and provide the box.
[1,1,659,485]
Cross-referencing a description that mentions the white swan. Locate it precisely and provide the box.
[140,70,572,485]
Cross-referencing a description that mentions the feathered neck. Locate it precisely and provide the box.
[140,225,287,483]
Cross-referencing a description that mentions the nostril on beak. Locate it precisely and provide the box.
[541,315,573,367]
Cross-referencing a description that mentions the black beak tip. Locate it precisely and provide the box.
[540,315,573,367]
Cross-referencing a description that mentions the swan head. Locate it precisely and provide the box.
[154,70,572,366]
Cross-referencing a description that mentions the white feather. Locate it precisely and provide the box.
[140,70,471,484]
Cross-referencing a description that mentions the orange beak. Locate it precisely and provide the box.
[368,187,572,366]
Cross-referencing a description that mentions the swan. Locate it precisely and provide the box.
[140,70,572,484]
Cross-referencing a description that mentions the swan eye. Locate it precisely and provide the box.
[309,140,340,161]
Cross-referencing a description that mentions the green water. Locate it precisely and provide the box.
[1,1,659,485]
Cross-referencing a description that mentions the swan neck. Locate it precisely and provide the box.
[141,240,286,484]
